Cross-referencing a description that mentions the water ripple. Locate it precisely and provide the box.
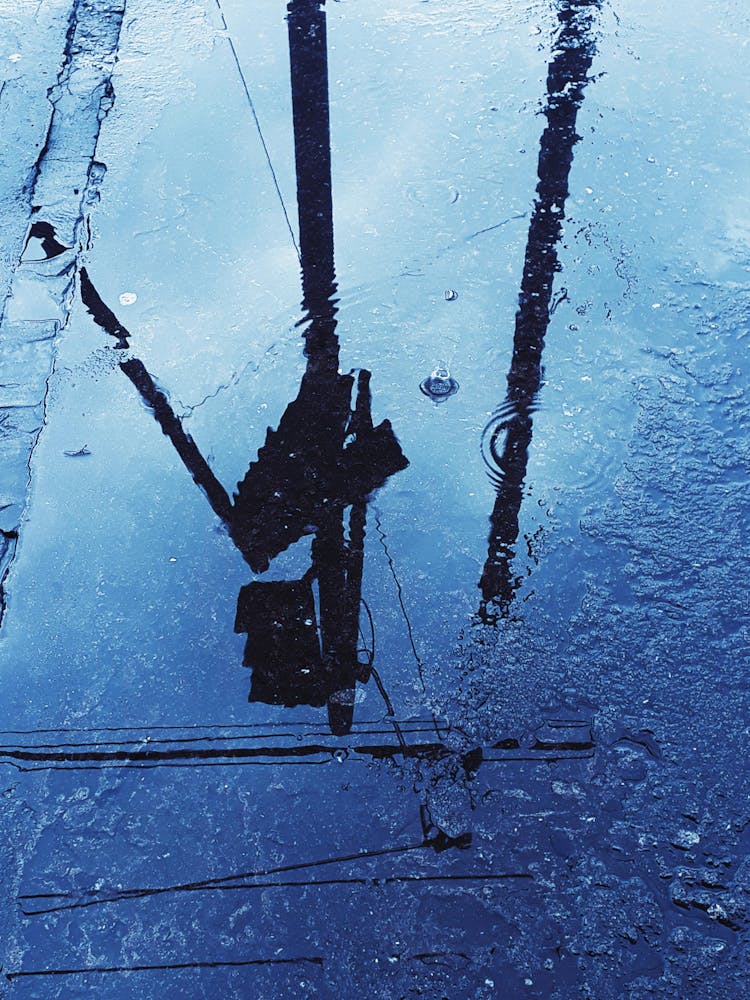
[480,400,538,488]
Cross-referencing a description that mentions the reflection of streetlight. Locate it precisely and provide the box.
[420,361,459,403]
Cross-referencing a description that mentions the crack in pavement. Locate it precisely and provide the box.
[0,0,127,625]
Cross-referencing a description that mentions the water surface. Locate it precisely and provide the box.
[1,0,749,996]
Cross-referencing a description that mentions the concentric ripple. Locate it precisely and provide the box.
[480,399,538,488]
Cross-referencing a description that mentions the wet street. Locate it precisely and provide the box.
[1,0,749,996]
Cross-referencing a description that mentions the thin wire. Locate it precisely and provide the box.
[214,0,301,262]
[373,508,441,739]
[360,597,407,748]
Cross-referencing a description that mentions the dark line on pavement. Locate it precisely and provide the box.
[6,956,322,981]
[18,841,434,914]
[21,871,533,915]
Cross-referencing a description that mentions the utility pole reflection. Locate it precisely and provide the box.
[478,0,601,623]
[81,0,408,734]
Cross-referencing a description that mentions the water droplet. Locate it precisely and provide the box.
[420,361,459,402]
[119,291,137,306]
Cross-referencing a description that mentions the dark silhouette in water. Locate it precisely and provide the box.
[24,220,68,261]
[81,0,407,734]
[478,0,601,623]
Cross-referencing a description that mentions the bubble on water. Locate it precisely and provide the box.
[444,289,458,301]
[420,361,459,402]
[119,291,137,306]
[405,181,461,206]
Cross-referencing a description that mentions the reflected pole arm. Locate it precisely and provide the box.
[119,359,234,526]
[79,269,234,527]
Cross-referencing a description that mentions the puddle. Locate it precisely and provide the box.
[5,276,66,323]
[0,0,748,995]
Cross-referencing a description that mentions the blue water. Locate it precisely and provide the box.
[1,0,749,996]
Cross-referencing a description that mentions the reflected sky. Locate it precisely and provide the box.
[1,0,748,993]
[78,0,410,737]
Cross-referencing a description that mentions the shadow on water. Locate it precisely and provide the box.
[79,0,603,725]
[81,0,408,736]
[478,0,601,624]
